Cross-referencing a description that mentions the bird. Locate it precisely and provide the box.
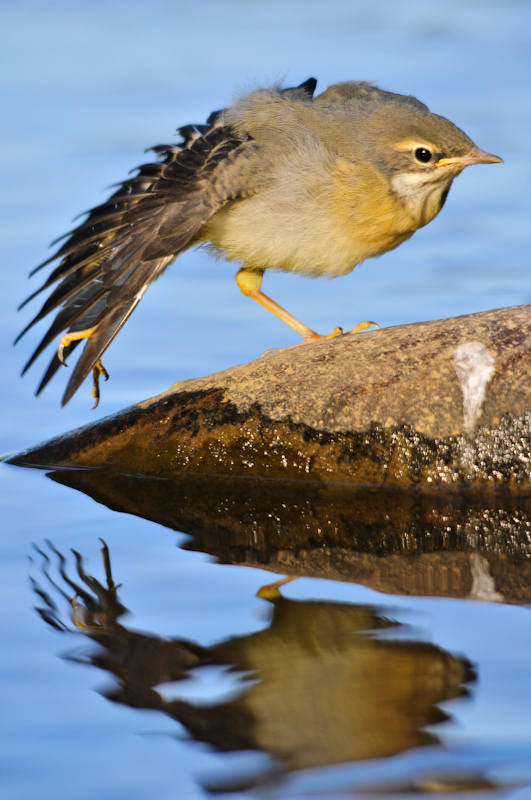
[16,77,502,408]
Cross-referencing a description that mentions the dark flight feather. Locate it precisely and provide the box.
[19,123,258,402]
[17,78,316,405]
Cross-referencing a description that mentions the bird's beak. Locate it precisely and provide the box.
[436,147,504,169]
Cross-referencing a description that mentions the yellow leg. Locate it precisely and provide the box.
[91,360,109,410]
[235,269,342,343]
[235,269,379,343]
[58,325,97,365]
[257,575,296,601]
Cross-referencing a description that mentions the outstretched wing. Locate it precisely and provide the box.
[17,117,263,406]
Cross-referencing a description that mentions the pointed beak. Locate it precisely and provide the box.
[436,147,504,169]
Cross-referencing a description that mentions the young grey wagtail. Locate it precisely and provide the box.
[16,77,502,407]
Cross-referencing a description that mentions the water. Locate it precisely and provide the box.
[2,1,531,797]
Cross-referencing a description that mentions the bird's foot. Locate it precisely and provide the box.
[301,322,379,343]
[92,360,109,410]
[256,575,296,601]
[261,327,342,356]
[346,320,379,335]
[58,325,97,365]
[302,325,343,343]
[260,322,378,357]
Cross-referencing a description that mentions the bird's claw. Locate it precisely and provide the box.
[57,325,97,367]
[326,326,344,340]
[346,320,379,336]
[58,339,68,366]
[260,322,377,358]
[91,360,109,410]
[302,326,344,344]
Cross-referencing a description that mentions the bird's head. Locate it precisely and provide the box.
[384,108,502,226]
[316,82,503,227]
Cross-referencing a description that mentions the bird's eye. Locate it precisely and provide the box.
[415,147,432,163]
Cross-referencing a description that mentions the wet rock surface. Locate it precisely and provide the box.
[9,304,531,488]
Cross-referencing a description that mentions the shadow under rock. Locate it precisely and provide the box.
[45,467,531,603]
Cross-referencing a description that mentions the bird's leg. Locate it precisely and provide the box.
[256,575,296,601]
[235,268,342,343]
[58,325,97,365]
[58,325,109,406]
[91,360,109,410]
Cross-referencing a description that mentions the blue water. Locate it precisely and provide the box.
[2,1,531,798]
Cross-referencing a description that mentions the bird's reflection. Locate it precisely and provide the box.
[31,539,481,795]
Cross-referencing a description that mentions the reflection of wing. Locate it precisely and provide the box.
[17,117,263,405]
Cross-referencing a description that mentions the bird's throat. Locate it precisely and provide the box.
[390,170,455,228]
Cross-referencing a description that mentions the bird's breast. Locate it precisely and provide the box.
[329,159,420,260]
[202,154,419,278]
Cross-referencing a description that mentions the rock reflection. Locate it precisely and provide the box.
[46,469,531,603]
[31,540,476,791]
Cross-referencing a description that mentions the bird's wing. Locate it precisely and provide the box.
[17,121,264,406]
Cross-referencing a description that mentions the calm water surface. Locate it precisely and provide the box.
[2,1,531,798]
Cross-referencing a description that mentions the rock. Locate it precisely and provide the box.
[8,304,531,488]
[43,467,531,604]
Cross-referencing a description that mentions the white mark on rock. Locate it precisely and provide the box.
[469,554,503,602]
[453,342,495,435]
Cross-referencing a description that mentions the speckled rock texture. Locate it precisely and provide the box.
[9,304,531,489]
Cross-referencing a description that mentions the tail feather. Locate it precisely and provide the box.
[20,285,106,374]
[18,102,265,404]
[61,297,139,407]
[36,343,82,396]
[17,263,104,332]
[18,245,114,310]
